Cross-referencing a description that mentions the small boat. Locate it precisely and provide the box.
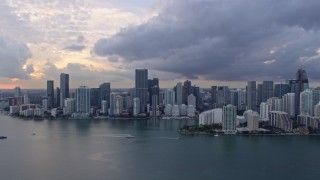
[126,135,135,138]
[214,134,219,137]
[0,136,7,139]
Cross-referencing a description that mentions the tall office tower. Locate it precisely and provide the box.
[274,83,290,98]
[151,95,158,117]
[64,98,76,115]
[230,90,238,107]
[262,81,274,102]
[300,89,313,116]
[60,73,69,108]
[282,93,295,117]
[211,86,217,108]
[260,102,271,119]
[247,81,257,111]
[135,69,148,113]
[148,78,159,104]
[193,86,202,109]
[187,94,196,107]
[99,83,111,108]
[216,86,229,108]
[222,104,237,133]
[237,89,246,111]
[23,93,29,104]
[244,110,259,131]
[176,82,183,105]
[47,80,54,109]
[159,91,165,105]
[274,98,282,111]
[164,89,175,105]
[133,97,140,116]
[183,80,193,104]
[269,111,293,132]
[295,68,309,114]
[56,87,60,107]
[42,99,48,111]
[14,87,21,98]
[151,85,160,106]
[286,79,296,93]
[257,84,263,106]
[90,88,100,107]
[75,86,90,113]
[314,102,320,117]
[109,93,118,116]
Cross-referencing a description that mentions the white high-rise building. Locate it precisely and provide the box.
[282,93,295,117]
[269,111,293,132]
[199,108,222,125]
[133,97,140,116]
[187,105,195,117]
[64,98,76,115]
[237,89,246,111]
[165,104,172,116]
[75,86,90,113]
[260,102,270,120]
[109,93,118,116]
[172,105,180,117]
[187,94,196,107]
[180,104,187,116]
[101,100,108,114]
[115,95,123,115]
[274,98,282,111]
[314,102,320,118]
[164,89,175,106]
[222,104,237,133]
[42,99,48,111]
[24,93,29,104]
[300,89,313,115]
[244,110,259,131]
[176,82,183,105]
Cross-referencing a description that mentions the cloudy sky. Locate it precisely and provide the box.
[1,0,320,89]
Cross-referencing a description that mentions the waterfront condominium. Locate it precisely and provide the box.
[222,104,237,134]
[135,69,148,113]
[75,86,91,113]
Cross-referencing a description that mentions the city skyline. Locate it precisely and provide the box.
[1,0,320,89]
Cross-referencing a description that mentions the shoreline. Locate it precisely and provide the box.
[178,130,320,136]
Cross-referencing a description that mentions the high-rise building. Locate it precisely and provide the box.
[187,94,196,107]
[230,90,238,107]
[135,69,148,113]
[314,102,320,118]
[237,89,246,111]
[47,80,54,109]
[151,95,158,117]
[14,87,21,98]
[216,86,229,108]
[56,87,60,108]
[109,93,118,116]
[300,89,313,116]
[90,88,100,107]
[133,97,140,116]
[75,86,90,113]
[222,104,237,133]
[183,80,193,104]
[60,73,69,108]
[176,82,183,105]
[244,110,259,131]
[262,81,274,102]
[257,84,263,107]
[282,93,295,117]
[193,86,202,110]
[211,86,217,108]
[101,100,108,115]
[148,78,159,104]
[247,81,257,111]
[269,111,293,132]
[151,85,160,106]
[295,68,309,114]
[64,98,76,115]
[260,102,270,120]
[164,89,175,105]
[99,83,111,108]
[274,83,290,98]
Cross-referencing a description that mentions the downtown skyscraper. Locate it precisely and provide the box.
[295,68,309,115]
[135,69,148,113]
[60,73,69,108]
[46,80,54,109]
[247,81,257,111]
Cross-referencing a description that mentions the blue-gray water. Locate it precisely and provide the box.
[0,114,320,180]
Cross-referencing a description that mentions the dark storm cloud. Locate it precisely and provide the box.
[94,0,320,81]
[0,36,34,79]
[64,35,86,52]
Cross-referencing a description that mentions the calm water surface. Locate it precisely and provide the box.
[0,114,319,180]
